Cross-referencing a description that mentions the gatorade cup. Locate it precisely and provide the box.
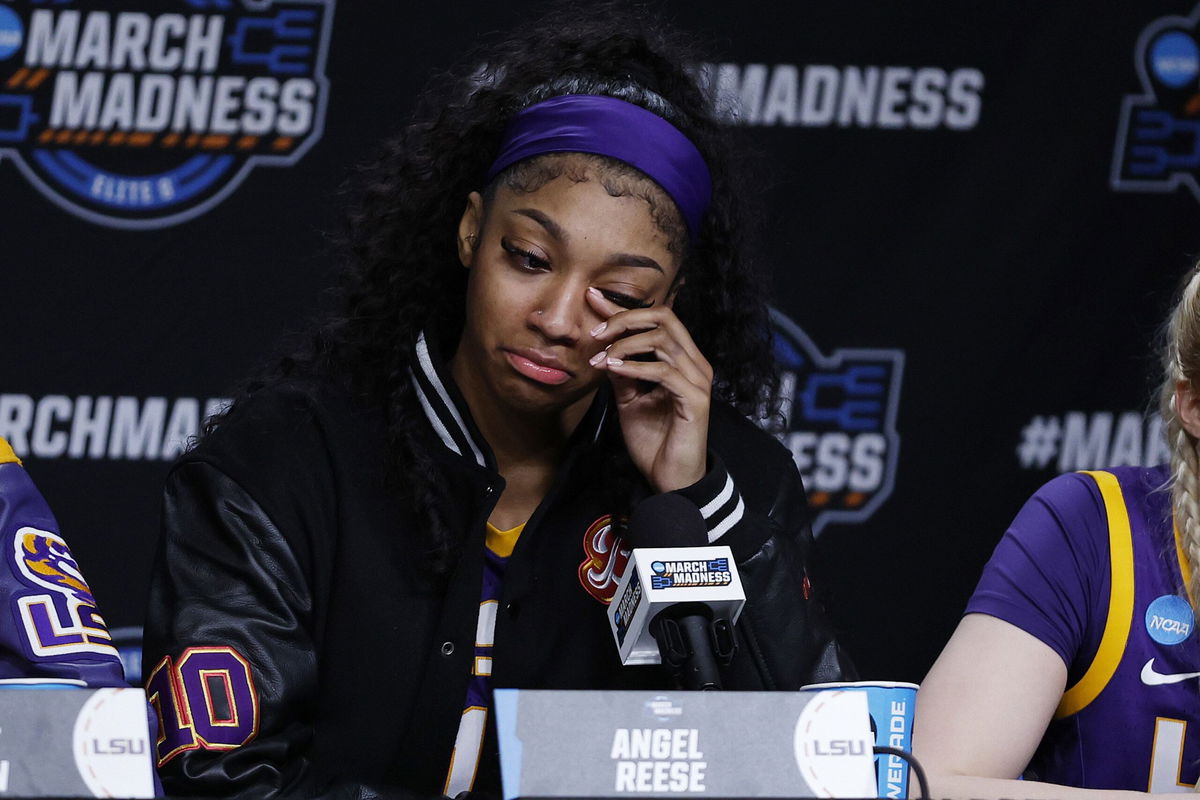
[801,681,918,799]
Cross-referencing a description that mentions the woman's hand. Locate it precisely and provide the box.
[586,286,712,493]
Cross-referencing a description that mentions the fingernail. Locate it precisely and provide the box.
[589,351,606,366]
[607,357,624,367]
[590,321,607,337]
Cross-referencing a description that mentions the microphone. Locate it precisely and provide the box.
[607,493,745,690]
[627,492,707,548]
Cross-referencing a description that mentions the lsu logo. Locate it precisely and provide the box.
[578,515,630,604]
[0,0,334,229]
[1112,4,1200,200]
[9,526,116,659]
[761,308,904,536]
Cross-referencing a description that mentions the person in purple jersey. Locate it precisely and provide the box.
[143,5,852,800]
[914,264,1200,799]
[0,437,125,687]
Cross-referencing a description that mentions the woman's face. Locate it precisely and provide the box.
[451,157,683,424]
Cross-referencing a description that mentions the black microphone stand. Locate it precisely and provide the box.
[650,602,736,690]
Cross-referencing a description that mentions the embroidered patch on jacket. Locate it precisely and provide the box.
[9,527,117,660]
[145,646,260,766]
[577,515,630,604]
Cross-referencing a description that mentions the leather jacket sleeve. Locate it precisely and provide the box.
[145,462,444,800]
[145,461,318,798]
[671,418,856,689]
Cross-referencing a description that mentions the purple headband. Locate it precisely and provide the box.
[486,94,712,238]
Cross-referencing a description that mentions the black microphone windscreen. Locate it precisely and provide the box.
[626,493,708,549]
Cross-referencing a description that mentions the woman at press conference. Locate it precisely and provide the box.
[914,263,1200,797]
[142,5,852,799]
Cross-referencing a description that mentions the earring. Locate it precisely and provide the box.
[465,233,478,248]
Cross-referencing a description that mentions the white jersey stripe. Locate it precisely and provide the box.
[475,600,498,646]
[443,707,487,796]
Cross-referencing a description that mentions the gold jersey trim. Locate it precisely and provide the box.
[485,522,525,559]
[0,438,21,466]
[1174,518,1194,608]
[1055,470,1136,719]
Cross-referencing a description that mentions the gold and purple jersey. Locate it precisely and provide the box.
[444,521,523,796]
[0,439,124,686]
[969,465,1200,791]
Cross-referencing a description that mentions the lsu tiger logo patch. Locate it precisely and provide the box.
[9,526,116,660]
[577,515,631,604]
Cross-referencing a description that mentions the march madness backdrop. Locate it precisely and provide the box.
[3,0,1199,684]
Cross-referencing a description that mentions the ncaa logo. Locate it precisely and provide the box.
[1112,4,1200,199]
[0,0,334,229]
[761,308,904,536]
[1145,594,1194,645]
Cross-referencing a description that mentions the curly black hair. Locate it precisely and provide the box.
[215,3,778,573]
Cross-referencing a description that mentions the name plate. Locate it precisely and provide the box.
[495,689,875,799]
[0,686,155,797]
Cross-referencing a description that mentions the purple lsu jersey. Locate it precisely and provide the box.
[1008,467,1200,791]
[0,439,124,686]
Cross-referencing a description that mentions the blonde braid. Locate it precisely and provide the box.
[1160,264,1200,615]
[1168,400,1200,612]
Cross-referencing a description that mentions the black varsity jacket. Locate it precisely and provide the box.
[143,331,854,799]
